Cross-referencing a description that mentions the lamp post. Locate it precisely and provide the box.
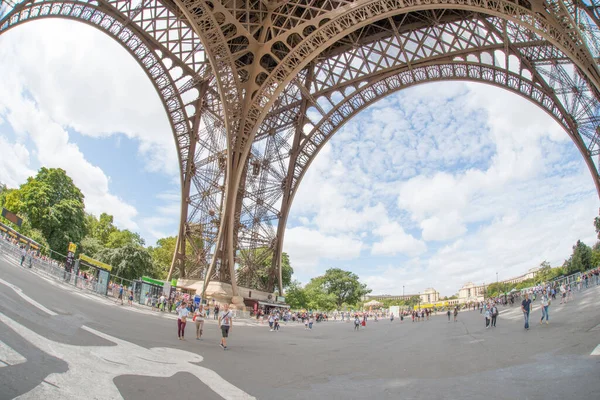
[403,285,405,298]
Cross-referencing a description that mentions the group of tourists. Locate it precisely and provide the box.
[174,302,233,350]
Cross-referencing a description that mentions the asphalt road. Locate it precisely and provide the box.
[1,252,600,400]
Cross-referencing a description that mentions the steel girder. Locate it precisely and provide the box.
[0,0,228,280]
[3,0,600,298]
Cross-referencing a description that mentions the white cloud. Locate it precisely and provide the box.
[420,211,467,242]
[371,222,427,256]
[0,21,153,231]
[289,81,599,296]
[283,226,364,275]
[0,136,35,188]
[0,20,177,176]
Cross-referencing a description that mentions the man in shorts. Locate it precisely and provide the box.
[218,303,233,350]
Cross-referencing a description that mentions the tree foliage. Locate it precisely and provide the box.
[284,280,308,310]
[569,240,593,274]
[95,244,154,281]
[1,168,86,255]
[148,236,178,279]
[321,268,371,308]
[80,236,104,258]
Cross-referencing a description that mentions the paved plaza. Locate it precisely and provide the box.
[1,254,600,400]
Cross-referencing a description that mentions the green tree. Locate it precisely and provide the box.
[304,277,338,311]
[569,240,593,273]
[95,244,154,281]
[595,216,600,240]
[86,213,117,245]
[319,268,371,308]
[7,168,86,255]
[105,229,145,248]
[80,236,104,258]
[284,280,308,309]
[148,236,178,279]
[407,295,421,307]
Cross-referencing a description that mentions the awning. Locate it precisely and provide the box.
[258,301,290,309]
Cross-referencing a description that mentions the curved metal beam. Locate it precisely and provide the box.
[0,0,220,279]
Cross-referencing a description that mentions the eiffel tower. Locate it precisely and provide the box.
[2,0,600,305]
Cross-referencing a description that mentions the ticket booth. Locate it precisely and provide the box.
[78,254,112,296]
[139,276,164,306]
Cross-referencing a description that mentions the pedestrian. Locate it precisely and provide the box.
[20,247,26,266]
[453,307,458,322]
[128,289,133,306]
[214,305,220,320]
[491,304,498,327]
[309,314,314,330]
[218,304,232,350]
[540,290,550,325]
[115,285,124,305]
[268,313,275,331]
[354,315,360,331]
[390,313,394,322]
[447,309,451,322]
[484,306,490,328]
[521,293,532,330]
[193,305,206,340]
[176,301,189,340]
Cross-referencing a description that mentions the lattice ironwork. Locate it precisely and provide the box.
[3,0,600,299]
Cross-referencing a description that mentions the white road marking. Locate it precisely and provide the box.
[0,278,58,316]
[591,344,600,356]
[0,339,27,367]
[0,312,255,400]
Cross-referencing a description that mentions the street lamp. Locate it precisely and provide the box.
[403,285,405,298]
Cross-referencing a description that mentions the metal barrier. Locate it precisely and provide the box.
[1,239,121,298]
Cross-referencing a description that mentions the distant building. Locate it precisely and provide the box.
[365,287,439,304]
[458,282,486,304]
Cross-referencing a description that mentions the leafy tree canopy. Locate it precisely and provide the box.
[1,168,86,255]
[321,268,371,308]
[95,244,154,281]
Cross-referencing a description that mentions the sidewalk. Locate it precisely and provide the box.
[0,248,261,325]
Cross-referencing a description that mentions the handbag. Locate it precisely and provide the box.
[193,315,197,322]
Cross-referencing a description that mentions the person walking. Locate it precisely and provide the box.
[453,306,458,322]
[540,290,550,325]
[354,315,360,331]
[218,304,232,350]
[176,301,189,340]
[447,309,451,322]
[521,293,532,330]
[491,303,498,327]
[484,306,491,328]
[118,285,125,305]
[128,289,133,306]
[194,305,206,340]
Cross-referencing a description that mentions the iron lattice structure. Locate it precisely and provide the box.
[2,0,600,298]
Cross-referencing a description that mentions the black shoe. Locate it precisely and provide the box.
[220,343,225,349]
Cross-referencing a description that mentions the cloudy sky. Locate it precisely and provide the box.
[1,19,598,296]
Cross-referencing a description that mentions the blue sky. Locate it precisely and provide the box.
[0,19,598,296]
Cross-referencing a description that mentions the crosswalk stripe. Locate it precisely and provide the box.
[0,340,27,367]
[591,344,600,356]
